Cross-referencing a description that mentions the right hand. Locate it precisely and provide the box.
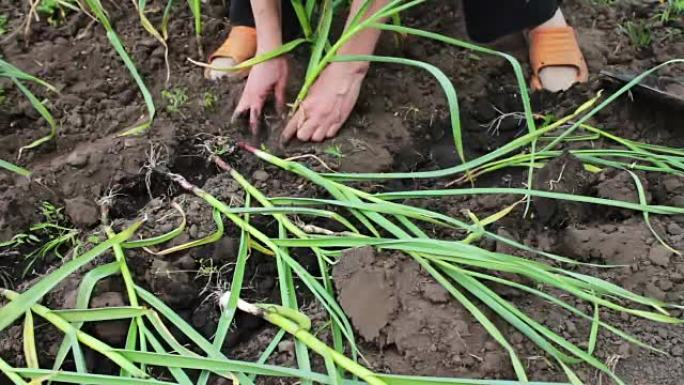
[281,62,368,143]
[232,56,289,135]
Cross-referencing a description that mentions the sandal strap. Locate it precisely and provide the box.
[529,26,588,90]
[208,26,257,64]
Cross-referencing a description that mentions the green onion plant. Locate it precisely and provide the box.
[0,59,57,173]
[81,0,156,136]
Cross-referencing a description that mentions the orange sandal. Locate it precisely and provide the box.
[205,26,257,80]
[528,26,588,91]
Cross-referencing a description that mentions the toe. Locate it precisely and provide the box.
[538,66,578,92]
[206,57,237,80]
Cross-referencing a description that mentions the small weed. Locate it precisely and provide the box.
[40,201,63,224]
[0,201,80,277]
[323,144,345,159]
[0,14,7,36]
[202,91,217,110]
[621,20,653,49]
[162,87,188,113]
[36,0,78,25]
[658,0,684,22]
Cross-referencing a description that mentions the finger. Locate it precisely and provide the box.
[249,102,263,135]
[297,116,320,142]
[311,124,328,142]
[274,71,288,115]
[281,108,304,143]
[231,100,248,124]
[230,94,249,124]
[326,122,344,138]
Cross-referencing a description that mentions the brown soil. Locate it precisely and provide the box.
[333,247,499,379]
[1,0,684,384]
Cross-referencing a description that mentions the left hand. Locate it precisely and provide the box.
[232,56,289,135]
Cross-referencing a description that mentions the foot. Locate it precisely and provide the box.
[529,9,586,92]
[205,26,257,81]
[281,62,369,143]
[206,57,245,80]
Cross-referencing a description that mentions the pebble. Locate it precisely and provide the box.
[157,222,174,234]
[484,341,498,351]
[252,170,270,182]
[421,281,450,304]
[658,278,674,291]
[189,224,199,238]
[658,328,669,339]
[64,196,99,228]
[645,282,666,301]
[662,177,683,194]
[618,342,631,357]
[564,320,577,334]
[0,172,10,185]
[175,255,195,270]
[648,245,672,267]
[66,149,89,168]
[667,222,683,236]
[224,181,239,193]
[673,345,684,357]
[278,340,295,354]
[671,273,684,283]
[510,332,524,345]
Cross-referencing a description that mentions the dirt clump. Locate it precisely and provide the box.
[532,152,593,226]
[64,196,100,228]
[559,222,652,265]
[333,247,506,378]
[89,291,128,345]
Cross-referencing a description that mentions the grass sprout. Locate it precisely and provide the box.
[36,0,79,25]
[0,201,81,277]
[323,144,345,159]
[202,91,217,110]
[0,59,58,161]
[658,0,684,22]
[621,20,653,49]
[162,87,188,114]
[0,14,8,36]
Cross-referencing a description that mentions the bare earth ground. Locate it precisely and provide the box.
[1,0,683,384]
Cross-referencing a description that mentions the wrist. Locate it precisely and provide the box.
[252,2,283,54]
[256,28,282,54]
[256,40,282,55]
[329,61,370,76]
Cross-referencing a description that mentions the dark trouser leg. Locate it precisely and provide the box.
[462,0,560,43]
[228,0,301,41]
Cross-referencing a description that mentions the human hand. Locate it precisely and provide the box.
[281,62,368,143]
[232,56,289,135]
